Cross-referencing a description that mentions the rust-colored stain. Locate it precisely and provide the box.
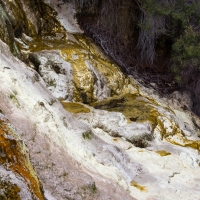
[0,119,44,199]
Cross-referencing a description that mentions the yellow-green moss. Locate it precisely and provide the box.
[158,118,200,152]
[61,102,90,113]
[156,150,171,156]
[130,180,147,192]
[91,93,155,123]
[74,34,129,96]
[90,91,200,152]
[184,141,200,151]
[29,32,133,103]
[169,137,200,151]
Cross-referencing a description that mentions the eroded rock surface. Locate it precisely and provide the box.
[0,39,135,200]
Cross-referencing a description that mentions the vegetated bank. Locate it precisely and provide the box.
[63,0,200,116]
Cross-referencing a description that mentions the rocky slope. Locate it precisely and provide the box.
[0,0,200,199]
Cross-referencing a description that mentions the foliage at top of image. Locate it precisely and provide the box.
[137,0,200,64]
[70,0,200,70]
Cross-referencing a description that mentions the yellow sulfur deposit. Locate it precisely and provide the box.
[130,180,147,192]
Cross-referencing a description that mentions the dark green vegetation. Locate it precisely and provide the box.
[61,0,200,116]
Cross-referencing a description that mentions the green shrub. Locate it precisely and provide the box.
[172,26,200,83]
[82,130,92,140]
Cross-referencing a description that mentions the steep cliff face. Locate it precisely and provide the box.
[0,1,200,200]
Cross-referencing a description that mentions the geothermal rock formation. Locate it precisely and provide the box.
[0,0,199,199]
